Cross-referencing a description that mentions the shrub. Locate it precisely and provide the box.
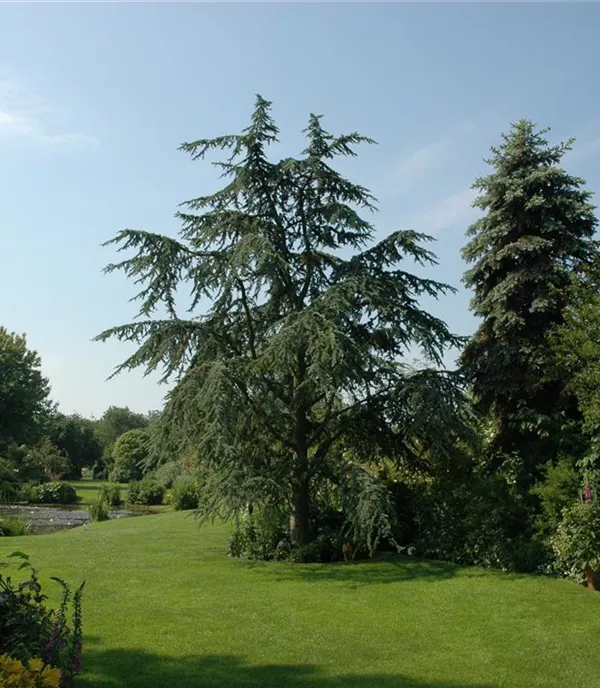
[531,457,581,536]
[153,461,182,489]
[2,445,44,484]
[0,654,62,687]
[0,516,30,537]
[0,457,20,502]
[288,540,322,564]
[91,461,108,481]
[127,479,164,506]
[87,496,109,523]
[0,552,84,687]
[552,500,600,583]
[413,469,548,572]
[98,484,122,507]
[168,475,199,511]
[109,429,149,483]
[108,466,133,484]
[32,483,77,505]
[17,483,39,504]
[228,505,287,560]
[29,441,72,482]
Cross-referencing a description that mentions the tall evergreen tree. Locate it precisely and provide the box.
[461,120,598,472]
[97,96,466,546]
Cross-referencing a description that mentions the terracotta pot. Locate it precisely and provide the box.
[584,564,600,590]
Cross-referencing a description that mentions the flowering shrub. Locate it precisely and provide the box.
[0,654,61,687]
[552,500,600,583]
[0,553,84,687]
[32,483,77,505]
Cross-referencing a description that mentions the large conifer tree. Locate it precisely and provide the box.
[98,96,465,545]
[462,120,598,472]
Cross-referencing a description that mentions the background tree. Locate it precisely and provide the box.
[48,413,103,479]
[27,439,71,481]
[549,283,600,482]
[95,405,149,467]
[0,327,52,452]
[461,121,598,476]
[97,96,467,546]
[109,428,149,482]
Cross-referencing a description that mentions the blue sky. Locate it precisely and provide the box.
[1,2,599,417]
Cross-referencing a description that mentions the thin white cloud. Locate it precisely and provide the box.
[417,187,479,235]
[0,79,97,150]
[390,137,452,187]
[380,122,476,198]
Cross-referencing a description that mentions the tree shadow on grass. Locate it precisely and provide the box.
[239,554,536,589]
[239,555,465,588]
[76,648,499,688]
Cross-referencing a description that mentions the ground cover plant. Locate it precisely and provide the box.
[0,551,84,687]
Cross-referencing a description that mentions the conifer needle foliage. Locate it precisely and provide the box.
[461,120,598,471]
[97,96,466,545]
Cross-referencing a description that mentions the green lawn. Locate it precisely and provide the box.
[66,479,129,505]
[2,512,600,688]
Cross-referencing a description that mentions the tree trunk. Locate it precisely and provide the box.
[584,564,600,591]
[290,351,310,546]
[290,471,310,546]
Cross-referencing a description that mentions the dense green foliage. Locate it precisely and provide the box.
[32,483,77,505]
[95,407,149,453]
[27,441,71,482]
[0,456,21,501]
[87,495,110,522]
[0,330,125,501]
[152,461,183,489]
[168,475,200,510]
[550,288,600,466]
[108,428,149,483]
[47,414,103,480]
[412,468,545,572]
[4,514,600,688]
[97,96,469,547]
[0,516,29,537]
[228,504,288,560]
[0,328,52,453]
[127,479,164,506]
[0,552,84,686]
[552,500,600,582]
[98,484,122,507]
[93,406,150,478]
[530,457,581,536]
[461,121,598,472]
